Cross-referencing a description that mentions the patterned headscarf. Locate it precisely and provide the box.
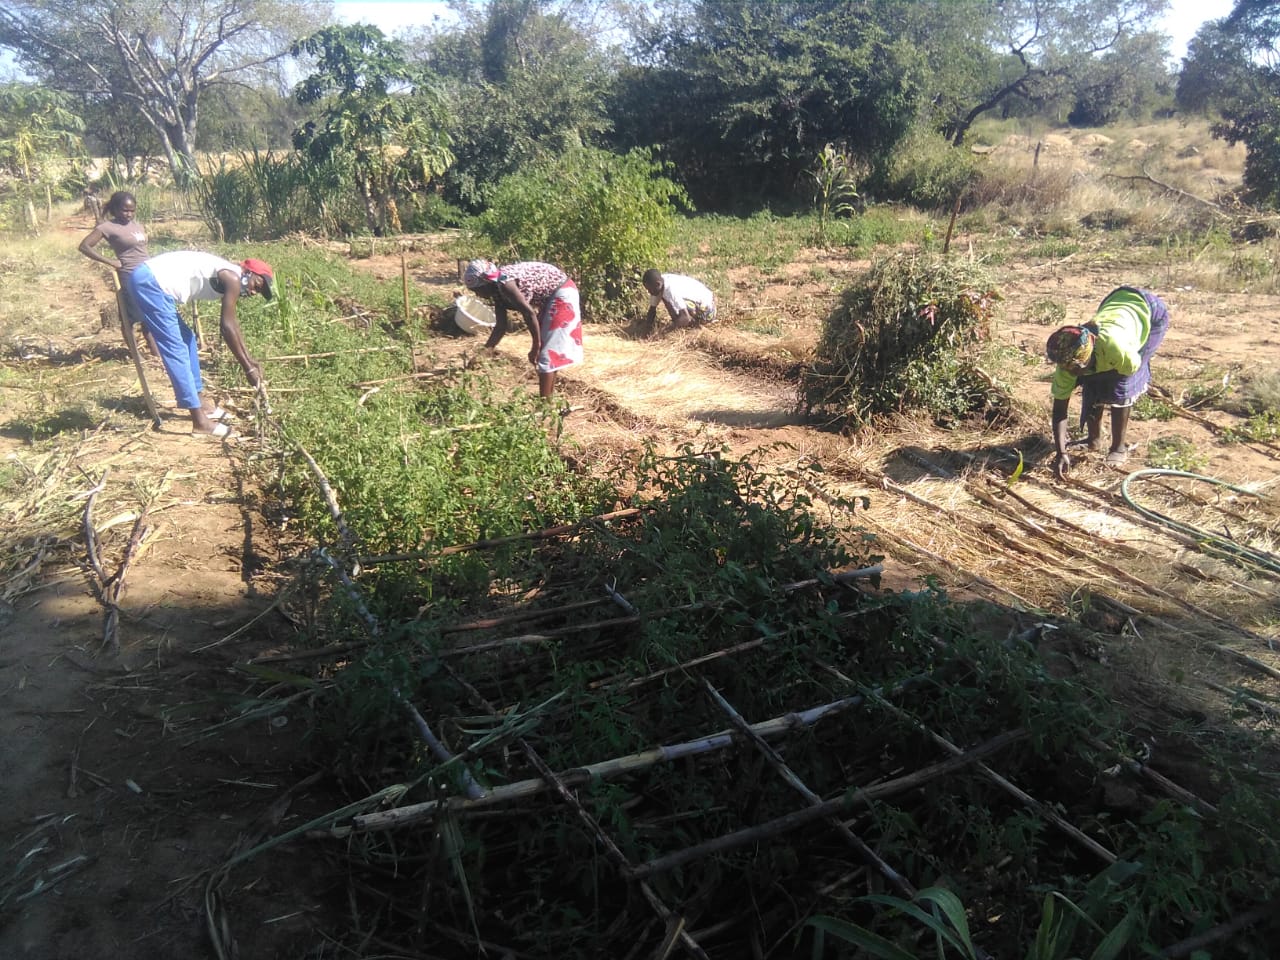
[1045,325,1094,368]
[464,259,502,291]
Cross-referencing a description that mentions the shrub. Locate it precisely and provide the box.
[801,253,1002,424]
[468,146,689,319]
[873,126,978,209]
[1238,370,1280,414]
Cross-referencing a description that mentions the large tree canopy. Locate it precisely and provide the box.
[416,0,618,210]
[943,0,1170,144]
[1181,0,1280,206]
[612,0,925,211]
[0,0,327,183]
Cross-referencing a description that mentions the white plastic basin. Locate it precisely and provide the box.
[454,295,496,335]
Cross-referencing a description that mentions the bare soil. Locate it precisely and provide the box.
[4,171,1280,955]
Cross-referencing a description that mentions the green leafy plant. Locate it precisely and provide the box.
[1022,296,1067,326]
[1222,409,1280,443]
[807,863,1139,960]
[1145,435,1209,472]
[1132,394,1176,421]
[811,143,864,247]
[468,145,688,318]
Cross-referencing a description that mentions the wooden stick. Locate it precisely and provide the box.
[114,271,162,430]
[789,467,1041,609]
[1090,592,1280,682]
[443,597,611,633]
[350,368,457,388]
[102,505,151,650]
[876,460,1279,649]
[393,687,486,800]
[1200,678,1280,719]
[1086,737,1217,816]
[704,679,917,899]
[264,346,402,362]
[81,473,109,584]
[861,683,1116,863]
[623,729,1027,880]
[191,300,205,351]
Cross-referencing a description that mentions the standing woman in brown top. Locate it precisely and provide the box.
[79,190,159,357]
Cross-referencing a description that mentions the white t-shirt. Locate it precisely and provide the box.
[651,273,716,321]
[145,251,241,304]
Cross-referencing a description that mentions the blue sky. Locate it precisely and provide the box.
[332,0,1236,63]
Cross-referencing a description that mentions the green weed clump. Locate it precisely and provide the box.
[801,253,1003,424]
[1223,410,1280,443]
[1146,435,1209,472]
[1133,394,1177,421]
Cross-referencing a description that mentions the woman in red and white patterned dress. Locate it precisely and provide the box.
[463,259,584,398]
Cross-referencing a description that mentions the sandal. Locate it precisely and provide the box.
[193,421,237,440]
[209,406,234,422]
[1104,449,1129,466]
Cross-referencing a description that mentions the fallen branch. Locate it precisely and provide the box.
[1104,168,1226,214]
[1159,896,1280,959]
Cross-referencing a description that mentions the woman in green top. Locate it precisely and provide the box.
[1045,286,1170,478]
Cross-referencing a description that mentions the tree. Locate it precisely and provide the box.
[416,0,617,210]
[943,0,1170,145]
[1187,0,1280,206]
[1068,32,1173,126]
[0,83,84,229]
[293,24,454,234]
[610,0,925,211]
[0,0,325,185]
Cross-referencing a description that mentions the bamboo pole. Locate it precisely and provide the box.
[340,680,931,834]
[624,729,1028,881]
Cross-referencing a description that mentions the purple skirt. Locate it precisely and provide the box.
[1080,287,1169,415]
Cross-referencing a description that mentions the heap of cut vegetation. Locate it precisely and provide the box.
[801,253,1006,426]
[168,250,1280,960]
